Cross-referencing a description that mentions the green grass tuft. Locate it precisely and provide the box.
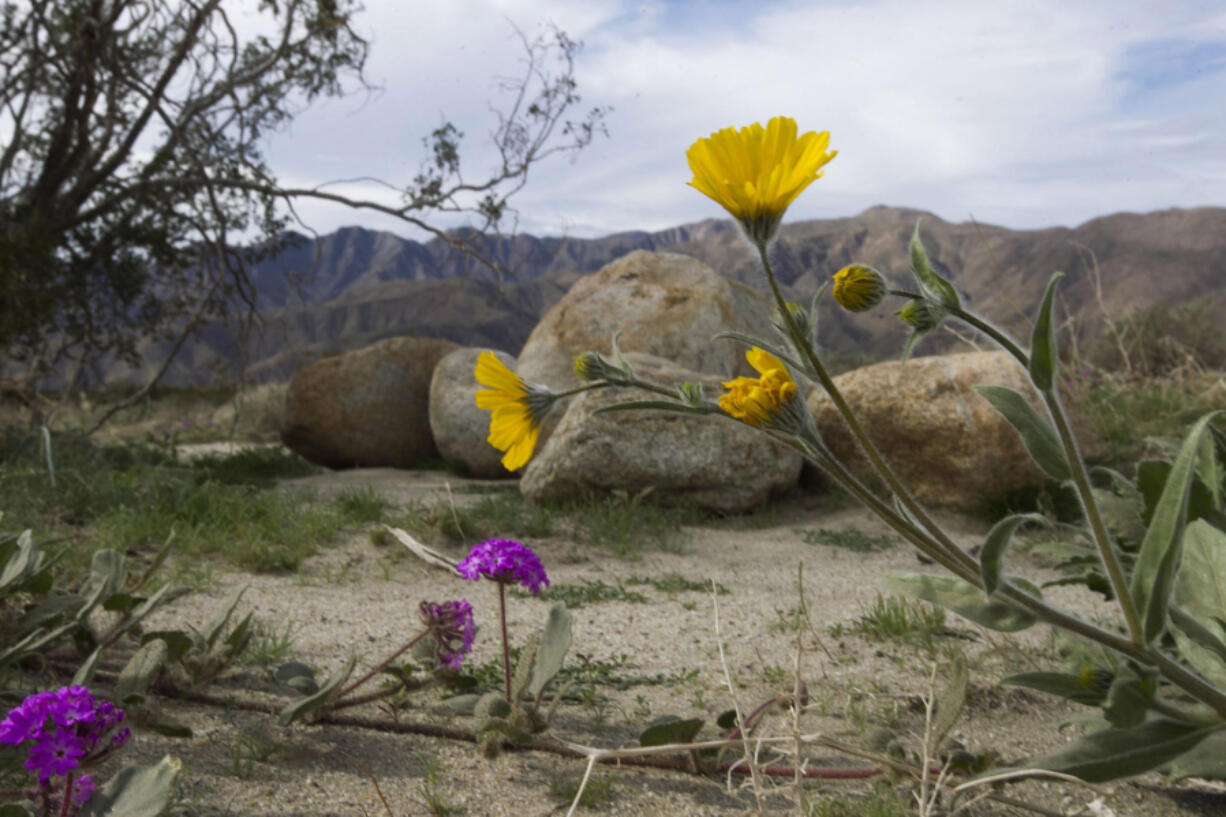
[852,594,948,653]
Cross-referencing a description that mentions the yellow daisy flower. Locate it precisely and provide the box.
[687,117,836,245]
[719,347,799,428]
[832,264,888,313]
[474,351,552,472]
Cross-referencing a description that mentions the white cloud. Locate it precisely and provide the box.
[262,0,1226,239]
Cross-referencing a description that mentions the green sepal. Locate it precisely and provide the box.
[973,385,1071,480]
[909,220,961,309]
[593,401,719,416]
[1028,272,1064,392]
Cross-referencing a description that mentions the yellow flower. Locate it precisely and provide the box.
[719,347,798,427]
[832,265,888,313]
[687,117,836,245]
[474,351,550,472]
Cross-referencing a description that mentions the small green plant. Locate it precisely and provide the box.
[414,752,464,816]
[795,527,896,552]
[809,787,909,817]
[189,446,320,486]
[237,620,296,668]
[548,771,615,808]
[625,574,729,595]
[852,594,948,653]
[334,487,394,524]
[517,579,647,607]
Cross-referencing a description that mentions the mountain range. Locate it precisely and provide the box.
[104,204,1226,387]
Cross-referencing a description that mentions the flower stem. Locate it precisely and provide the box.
[943,304,1144,645]
[59,773,73,817]
[499,582,513,704]
[336,629,429,702]
[755,242,974,572]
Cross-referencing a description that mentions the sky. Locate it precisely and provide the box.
[263,0,1226,241]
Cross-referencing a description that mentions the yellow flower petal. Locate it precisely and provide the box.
[473,351,540,472]
[686,117,836,236]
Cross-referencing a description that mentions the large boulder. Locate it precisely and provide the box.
[516,250,772,391]
[428,347,517,478]
[282,337,458,469]
[806,351,1068,511]
[521,354,801,514]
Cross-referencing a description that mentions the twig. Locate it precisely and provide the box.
[713,577,767,813]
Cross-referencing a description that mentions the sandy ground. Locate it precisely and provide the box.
[128,468,1226,817]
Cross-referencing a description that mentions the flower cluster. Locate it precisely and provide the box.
[719,347,799,428]
[0,686,129,813]
[457,538,550,595]
[419,599,477,670]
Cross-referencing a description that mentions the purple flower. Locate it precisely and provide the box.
[28,728,86,781]
[72,775,96,806]
[457,538,549,594]
[1,686,127,810]
[420,599,477,670]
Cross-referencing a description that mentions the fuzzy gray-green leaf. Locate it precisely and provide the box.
[277,654,356,726]
[79,755,181,817]
[998,719,1219,783]
[979,512,1050,597]
[1170,519,1226,687]
[1131,412,1225,643]
[909,221,960,309]
[882,574,1037,632]
[1028,272,1064,392]
[974,385,1070,480]
[639,716,705,747]
[116,638,169,703]
[528,602,572,701]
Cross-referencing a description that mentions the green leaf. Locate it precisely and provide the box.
[1131,411,1225,643]
[979,513,1050,597]
[79,755,181,817]
[909,220,960,309]
[204,586,247,650]
[510,634,540,701]
[1000,719,1219,783]
[933,654,968,746]
[973,386,1070,480]
[639,716,705,747]
[277,655,355,726]
[1000,672,1106,706]
[274,661,319,696]
[474,690,512,721]
[1198,431,1223,511]
[1138,460,1216,527]
[141,720,194,739]
[0,803,35,817]
[1163,730,1226,780]
[716,709,739,730]
[102,593,138,612]
[527,603,572,701]
[1170,520,1226,687]
[443,694,480,715]
[0,530,36,592]
[116,638,169,703]
[1102,666,1154,729]
[882,574,1037,632]
[1028,272,1064,392]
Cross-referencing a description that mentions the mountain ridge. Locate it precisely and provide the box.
[99,204,1226,387]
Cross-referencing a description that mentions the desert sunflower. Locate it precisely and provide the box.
[686,116,836,246]
[474,352,555,471]
[719,347,799,428]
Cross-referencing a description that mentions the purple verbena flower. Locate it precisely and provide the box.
[420,599,477,670]
[456,538,549,594]
[1,686,127,812]
[27,728,86,781]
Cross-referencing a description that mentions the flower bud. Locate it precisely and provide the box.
[573,351,628,384]
[771,301,811,337]
[832,264,887,313]
[896,298,942,332]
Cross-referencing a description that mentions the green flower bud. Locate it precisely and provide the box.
[771,301,811,337]
[832,264,887,313]
[573,351,629,384]
[896,298,942,332]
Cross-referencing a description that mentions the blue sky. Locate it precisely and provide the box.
[265,0,1226,240]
